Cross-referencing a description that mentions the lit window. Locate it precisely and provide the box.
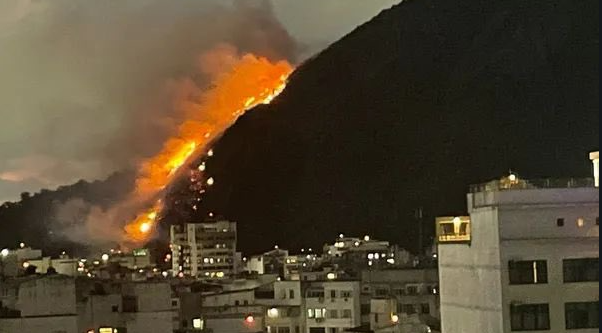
[192,318,204,329]
[307,309,315,318]
[315,308,326,318]
[267,308,279,318]
[577,218,585,227]
[436,216,471,243]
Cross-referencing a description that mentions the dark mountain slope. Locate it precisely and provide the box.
[184,0,598,253]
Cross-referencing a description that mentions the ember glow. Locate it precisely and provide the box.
[123,49,293,244]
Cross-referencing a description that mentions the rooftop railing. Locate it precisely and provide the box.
[470,177,595,193]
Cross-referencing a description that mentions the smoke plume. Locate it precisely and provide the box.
[0,0,297,248]
[0,0,297,202]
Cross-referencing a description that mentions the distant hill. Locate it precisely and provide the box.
[1,0,598,255]
[0,171,134,255]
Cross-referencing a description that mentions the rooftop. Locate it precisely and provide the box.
[469,177,595,193]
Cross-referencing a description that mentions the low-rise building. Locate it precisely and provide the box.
[0,275,175,333]
[304,280,361,333]
[360,269,439,328]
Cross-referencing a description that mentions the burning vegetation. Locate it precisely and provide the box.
[123,47,293,244]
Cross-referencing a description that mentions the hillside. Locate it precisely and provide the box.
[181,0,599,253]
[0,0,598,255]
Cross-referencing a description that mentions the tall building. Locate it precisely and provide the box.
[170,220,237,279]
[437,152,599,333]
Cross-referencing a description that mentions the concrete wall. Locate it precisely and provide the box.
[0,316,78,333]
[124,312,174,333]
[438,206,504,333]
[203,289,255,307]
[16,276,77,317]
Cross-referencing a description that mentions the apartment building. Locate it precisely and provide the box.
[171,220,237,279]
[438,151,599,333]
[303,280,361,333]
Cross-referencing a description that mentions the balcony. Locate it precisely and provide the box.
[436,216,471,244]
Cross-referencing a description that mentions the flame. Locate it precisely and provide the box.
[124,201,162,243]
[123,51,293,244]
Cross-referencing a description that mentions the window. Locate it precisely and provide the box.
[308,290,324,298]
[279,327,291,333]
[309,328,326,333]
[315,308,326,318]
[171,300,178,307]
[192,318,204,329]
[563,258,599,282]
[406,286,418,295]
[122,295,138,312]
[330,290,337,298]
[577,218,584,227]
[375,288,388,296]
[398,304,415,314]
[234,300,240,306]
[329,329,336,333]
[328,309,338,318]
[112,305,119,312]
[556,218,564,226]
[596,217,599,225]
[420,303,430,314]
[307,309,315,318]
[341,290,352,298]
[342,309,352,318]
[509,260,547,284]
[374,313,379,323]
[289,290,295,299]
[361,303,370,315]
[510,303,550,331]
[565,302,598,329]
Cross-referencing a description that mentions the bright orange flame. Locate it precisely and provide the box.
[123,51,293,244]
[124,201,162,242]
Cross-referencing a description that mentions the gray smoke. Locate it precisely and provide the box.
[0,0,297,202]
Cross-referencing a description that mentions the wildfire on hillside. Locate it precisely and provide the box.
[123,49,293,244]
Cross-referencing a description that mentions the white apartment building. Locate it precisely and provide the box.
[438,151,599,333]
[171,220,237,279]
[304,280,361,333]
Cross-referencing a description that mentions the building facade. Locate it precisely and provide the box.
[171,220,237,279]
[438,154,599,333]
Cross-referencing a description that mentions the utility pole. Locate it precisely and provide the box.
[416,207,423,255]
